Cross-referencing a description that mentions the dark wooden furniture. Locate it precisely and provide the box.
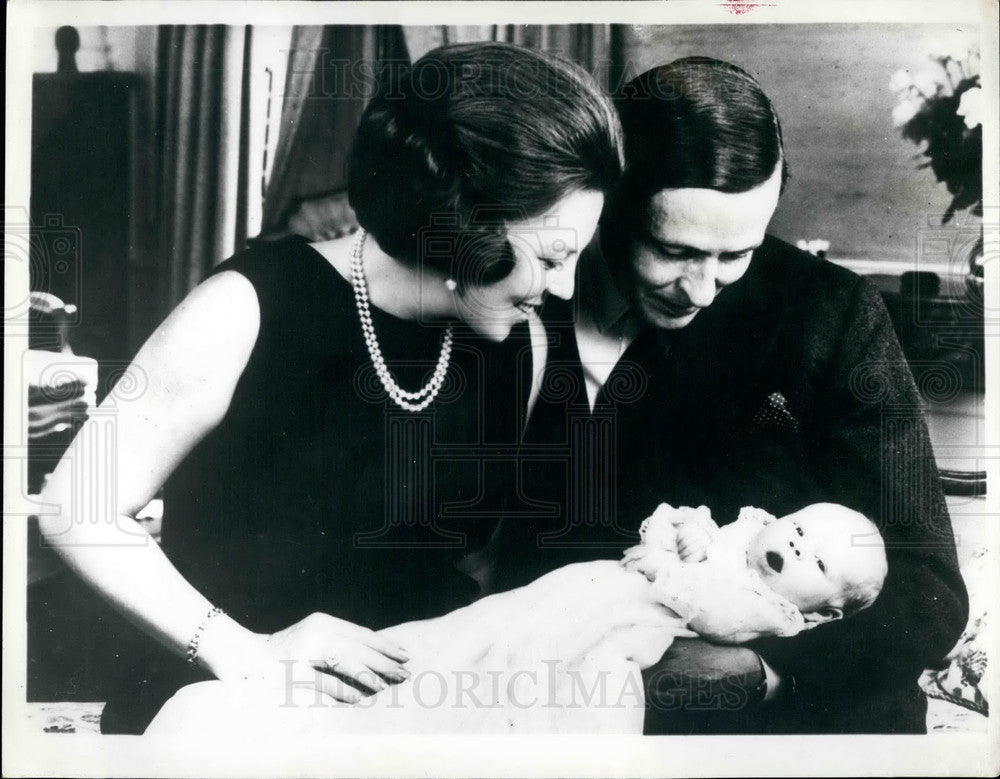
[31,69,143,398]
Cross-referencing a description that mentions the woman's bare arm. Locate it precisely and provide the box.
[36,271,276,680]
[36,271,409,697]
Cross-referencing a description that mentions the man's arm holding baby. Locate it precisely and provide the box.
[644,280,968,733]
[739,281,967,731]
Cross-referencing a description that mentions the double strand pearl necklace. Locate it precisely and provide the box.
[351,229,453,412]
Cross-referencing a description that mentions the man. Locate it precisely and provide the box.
[497,57,967,734]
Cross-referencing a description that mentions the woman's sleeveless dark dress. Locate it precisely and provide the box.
[101,236,531,733]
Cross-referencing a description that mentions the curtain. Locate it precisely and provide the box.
[260,24,612,241]
[260,25,409,235]
[402,25,613,87]
[147,25,252,309]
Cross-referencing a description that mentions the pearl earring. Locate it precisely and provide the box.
[445,278,458,292]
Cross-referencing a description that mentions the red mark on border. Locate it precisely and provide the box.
[721,1,777,14]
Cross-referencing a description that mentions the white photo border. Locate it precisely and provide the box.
[4,1,999,777]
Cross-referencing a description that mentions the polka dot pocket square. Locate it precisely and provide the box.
[752,391,800,435]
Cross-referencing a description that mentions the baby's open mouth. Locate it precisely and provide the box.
[766,551,784,573]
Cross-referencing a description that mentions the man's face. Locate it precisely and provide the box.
[621,165,783,330]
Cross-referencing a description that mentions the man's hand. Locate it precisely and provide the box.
[642,637,766,714]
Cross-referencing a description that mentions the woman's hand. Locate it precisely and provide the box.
[264,613,411,703]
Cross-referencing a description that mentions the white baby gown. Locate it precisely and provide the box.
[147,507,806,737]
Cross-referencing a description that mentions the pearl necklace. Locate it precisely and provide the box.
[351,229,453,412]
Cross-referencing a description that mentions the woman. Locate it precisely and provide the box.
[36,42,623,734]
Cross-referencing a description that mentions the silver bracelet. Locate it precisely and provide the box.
[186,606,225,664]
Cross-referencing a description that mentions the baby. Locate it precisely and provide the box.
[621,502,889,644]
[148,502,889,736]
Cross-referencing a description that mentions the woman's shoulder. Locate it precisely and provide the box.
[211,236,339,294]
[210,235,355,333]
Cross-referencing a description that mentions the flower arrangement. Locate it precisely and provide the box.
[891,44,982,224]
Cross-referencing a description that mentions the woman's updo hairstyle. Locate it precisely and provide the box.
[348,42,623,287]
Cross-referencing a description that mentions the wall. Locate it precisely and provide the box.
[33,23,982,268]
[619,23,981,264]
[33,26,157,74]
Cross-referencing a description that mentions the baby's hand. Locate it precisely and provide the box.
[622,504,716,579]
[668,505,717,563]
[622,504,682,581]
[621,543,678,582]
[636,504,683,551]
[675,521,713,563]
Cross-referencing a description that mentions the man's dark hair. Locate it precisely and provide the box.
[617,56,788,196]
[601,57,788,264]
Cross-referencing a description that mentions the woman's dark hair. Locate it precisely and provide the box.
[348,42,623,286]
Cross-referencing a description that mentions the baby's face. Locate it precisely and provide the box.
[746,505,882,616]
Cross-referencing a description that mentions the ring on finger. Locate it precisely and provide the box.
[325,655,340,671]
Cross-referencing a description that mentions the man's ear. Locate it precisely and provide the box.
[800,606,843,629]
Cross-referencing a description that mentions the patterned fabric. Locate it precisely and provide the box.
[752,391,800,435]
[920,545,990,717]
[26,702,104,735]
[926,697,989,733]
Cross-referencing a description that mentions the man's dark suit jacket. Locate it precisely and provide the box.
[496,235,968,734]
